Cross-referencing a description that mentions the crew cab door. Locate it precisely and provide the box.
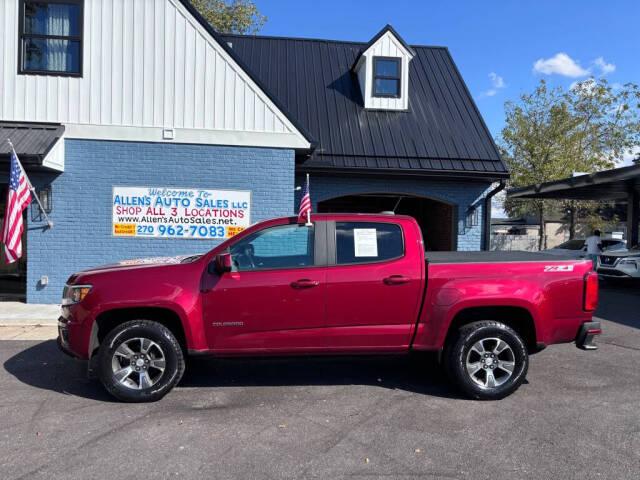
[202,221,327,353]
[324,220,424,350]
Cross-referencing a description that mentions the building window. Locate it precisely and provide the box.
[373,57,401,98]
[19,0,83,76]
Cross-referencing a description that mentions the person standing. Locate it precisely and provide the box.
[584,230,603,269]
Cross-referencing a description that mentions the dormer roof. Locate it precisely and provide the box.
[351,24,416,72]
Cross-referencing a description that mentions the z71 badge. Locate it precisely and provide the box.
[544,265,574,272]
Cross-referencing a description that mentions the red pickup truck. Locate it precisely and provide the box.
[58,214,600,402]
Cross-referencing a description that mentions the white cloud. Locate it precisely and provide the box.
[534,53,616,79]
[618,146,640,167]
[570,78,596,93]
[592,56,615,75]
[480,72,506,98]
[533,53,589,77]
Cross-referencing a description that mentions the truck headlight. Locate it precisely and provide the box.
[62,284,92,305]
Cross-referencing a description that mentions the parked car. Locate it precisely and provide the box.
[597,247,640,279]
[58,214,600,402]
[542,238,627,259]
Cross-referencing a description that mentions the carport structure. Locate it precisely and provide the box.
[508,164,640,246]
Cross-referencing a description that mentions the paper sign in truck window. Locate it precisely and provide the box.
[354,228,378,257]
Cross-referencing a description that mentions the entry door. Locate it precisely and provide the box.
[202,222,327,353]
[324,221,423,350]
[0,183,27,301]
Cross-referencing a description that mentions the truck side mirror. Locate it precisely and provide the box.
[209,253,232,275]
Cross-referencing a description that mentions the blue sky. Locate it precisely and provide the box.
[254,0,639,165]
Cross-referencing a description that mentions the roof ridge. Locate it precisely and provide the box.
[221,32,449,50]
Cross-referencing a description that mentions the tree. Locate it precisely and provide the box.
[500,78,640,249]
[191,0,267,34]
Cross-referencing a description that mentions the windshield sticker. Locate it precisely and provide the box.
[354,228,378,257]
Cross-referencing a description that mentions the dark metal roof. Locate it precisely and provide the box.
[222,32,508,179]
[0,121,64,169]
[508,165,640,201]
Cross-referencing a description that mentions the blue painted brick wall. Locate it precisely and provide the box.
[27,140,295,303]
[295,174,491,251]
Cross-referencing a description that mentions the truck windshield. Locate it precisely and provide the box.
[555,240,585,250]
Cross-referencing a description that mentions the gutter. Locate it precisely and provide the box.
[483,180,506,251]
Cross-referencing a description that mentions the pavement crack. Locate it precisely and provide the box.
[599,340,640,352]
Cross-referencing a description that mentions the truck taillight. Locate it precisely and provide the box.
[584,272,598,311]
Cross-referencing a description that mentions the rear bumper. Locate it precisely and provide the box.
[575,321,601,350]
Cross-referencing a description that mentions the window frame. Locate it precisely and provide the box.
[329,221,406,267]
[18,0,84,77]
[372,56,402,98]
[227,222,325,273]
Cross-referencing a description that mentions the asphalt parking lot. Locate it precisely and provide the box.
[1,281,639,480]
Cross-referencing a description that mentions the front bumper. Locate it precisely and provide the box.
[57,309,93,359]
[597,267,635,278]
[575,321,601,350]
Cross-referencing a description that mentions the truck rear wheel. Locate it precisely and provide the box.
[444,321,528,400]
[97,320,185,402]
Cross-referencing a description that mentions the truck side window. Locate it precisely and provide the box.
[335,222,404,265]
[230,224,314,271]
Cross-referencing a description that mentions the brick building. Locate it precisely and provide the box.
[0,0,507,303]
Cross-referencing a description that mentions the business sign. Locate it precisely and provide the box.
[112,186,250,239]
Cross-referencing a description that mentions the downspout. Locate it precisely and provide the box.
[483,180,506,251]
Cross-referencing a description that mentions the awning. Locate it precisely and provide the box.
[0,122,65,172]
[508,164,640,201]
[507,164,640,245]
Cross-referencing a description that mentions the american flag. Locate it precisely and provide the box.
[2,150,32,263]
[298,174,311,223]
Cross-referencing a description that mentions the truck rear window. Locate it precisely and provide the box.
[335,222,404,265]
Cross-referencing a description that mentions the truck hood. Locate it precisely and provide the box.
[600,249,640,259]
[68,254,203,281]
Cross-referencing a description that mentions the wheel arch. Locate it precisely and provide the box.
[444,306,539,353]
[90,307,188,358]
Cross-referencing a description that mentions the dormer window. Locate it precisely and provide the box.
[373,57,401,98]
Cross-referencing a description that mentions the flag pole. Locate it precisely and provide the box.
[305,174,312,226]
[6,139,53,228]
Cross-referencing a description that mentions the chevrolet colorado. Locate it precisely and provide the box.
[58,214,600,402]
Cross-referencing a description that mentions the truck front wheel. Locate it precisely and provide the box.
[97,320,185,402]
[444,321,528,400]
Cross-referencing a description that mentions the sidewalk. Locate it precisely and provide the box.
[0,302,59,340]
[0,302,59,326]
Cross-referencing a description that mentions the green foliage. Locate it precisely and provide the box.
[500,78,640,247]
[190,0,267,34]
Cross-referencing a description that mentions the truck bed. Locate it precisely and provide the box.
[426,251,584,264]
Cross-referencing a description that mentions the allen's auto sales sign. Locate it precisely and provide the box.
[112,186,250,239]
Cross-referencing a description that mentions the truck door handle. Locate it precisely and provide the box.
[291,279,319,289]
[383,275,410,285]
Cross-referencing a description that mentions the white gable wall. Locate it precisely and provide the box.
[0,0,310,149]
[356,30,412,111]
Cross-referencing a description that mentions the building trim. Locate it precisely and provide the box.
[63,123,309,149]
[297,165,510,181]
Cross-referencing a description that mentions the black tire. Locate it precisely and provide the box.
[97,320,185,402]
[444,321,528,400]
